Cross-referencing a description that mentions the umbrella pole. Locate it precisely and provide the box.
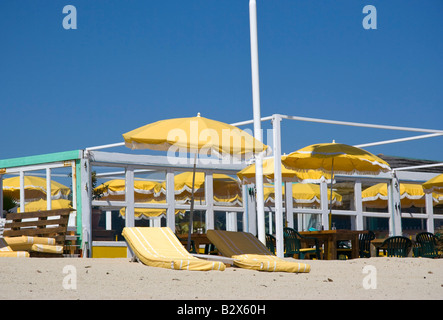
[187,152,197,251]
[329,159,334,229]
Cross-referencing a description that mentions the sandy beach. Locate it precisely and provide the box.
[0,257,441,300]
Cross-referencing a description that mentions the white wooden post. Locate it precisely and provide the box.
[46,168,52,210]
[248,185,257,236]
[166,169,176,230]
[205,172,214,231]
[0,176,3,218]
[272,115,284,257]
[106,210,112,230]
[425,193,435,233]
[285,182,294,228]
[388,177,402,236]
[242,184,249,233]
[125,166,135,228]
[80,157,92,258]
[19,171,25,213]
[320,180,329,230]
[354,180,364,230]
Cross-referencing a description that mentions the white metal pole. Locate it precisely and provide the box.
[249,0,266,244]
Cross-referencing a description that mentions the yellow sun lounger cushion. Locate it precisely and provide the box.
[31,244,64,254]
[5,236,56,251]
[207,230,310,273]
[0,237,12,252]
[122,227,225,271]
[0,251,30,257]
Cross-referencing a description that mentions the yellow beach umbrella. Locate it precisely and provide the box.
[237,157,332,184]
[362,183,439,208]
[423,173,443,194]
[123,114,268,250]
[3,176,71,201]
[18,199,72,213]
[282,143,391,175]
[157,172,242,205]
[123,113,269,159]
[119,201,186,219]
[282,142,391,227]
[94,179,162,202]
[263,183,342,207]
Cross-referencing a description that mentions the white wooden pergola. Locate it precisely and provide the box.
[1,114,443,258]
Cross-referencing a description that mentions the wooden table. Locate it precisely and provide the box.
[299,230,368,260]
[177,233,212,253]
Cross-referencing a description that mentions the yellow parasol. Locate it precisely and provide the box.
[123,113,268,250]
[94,179,162,202]
[3,176,71,201]
[18,199,72,213]
[422,173,443,194]
[282,142,391,227]
[263,183,342,207]
[362,183,439,208]
[119,200,186,219]
[123,113,269,160]
[237,157,332,184]
[157,172,242,205]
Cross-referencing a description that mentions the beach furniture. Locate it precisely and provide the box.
[283,227,321,259]
[375,236,412,257]
[3,208,71,256]
[265,233,276,254]
[358,231,376,258]
[206,229,311,273]
[415,232,440,258]
[0,237,30,258]
[122,227,226,271]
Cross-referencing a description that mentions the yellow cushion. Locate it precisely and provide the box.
[0,238,12,252]
[5,236,56,251]
[122,227,225,271]
[0,251,30,258]
[31,244,63,254]
[207,230,311,273]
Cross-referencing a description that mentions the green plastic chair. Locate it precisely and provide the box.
[265,233,276,254]
[359,231,376,258]
[376,236,412,257]
[283,227,321,259]
[415,232,440,258]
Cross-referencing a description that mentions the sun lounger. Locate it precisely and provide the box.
[122,227,226,271]
[206,230,311,273]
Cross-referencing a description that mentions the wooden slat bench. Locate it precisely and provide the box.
[3,208,72,257]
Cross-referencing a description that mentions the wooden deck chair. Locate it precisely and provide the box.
[207,230,311,273]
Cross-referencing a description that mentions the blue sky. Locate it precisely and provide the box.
[1,0,443,163]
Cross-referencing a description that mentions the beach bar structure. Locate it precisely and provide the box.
[1,114,443,258]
